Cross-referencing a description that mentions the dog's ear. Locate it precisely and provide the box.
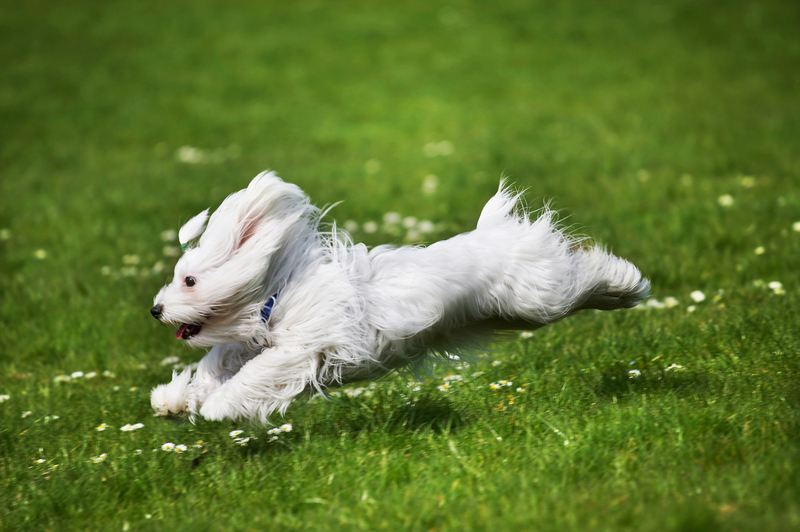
[179,209,209,248]
[234,215,260,251]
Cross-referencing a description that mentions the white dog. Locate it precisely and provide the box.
[150,171,648,423]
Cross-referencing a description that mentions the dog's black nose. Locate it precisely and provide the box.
[150,304,164,320]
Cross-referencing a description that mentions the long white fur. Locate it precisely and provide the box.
[150,171,649,424]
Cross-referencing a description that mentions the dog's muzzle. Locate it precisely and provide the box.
[151,304,164,321]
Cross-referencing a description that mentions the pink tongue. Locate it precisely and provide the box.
[176,324,189,339]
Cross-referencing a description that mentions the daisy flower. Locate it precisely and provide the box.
[0,395,9,402]
[229,430,244,438]
[22,411,31,418]
[161,443,175,451]
[89,454,107,463]
[629,370,641,378]
[280,423,292,432]
[174,444,187,453]
[95,423,109,431]
[422,174,439,195]
[690,291,705,303]
[71,371,84,379]
[437,383,450,392]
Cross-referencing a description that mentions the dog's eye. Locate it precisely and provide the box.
[185,276,196,287]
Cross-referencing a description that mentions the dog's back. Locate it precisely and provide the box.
[359,183,648,365]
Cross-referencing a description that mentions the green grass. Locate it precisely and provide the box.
[2,0,800,530]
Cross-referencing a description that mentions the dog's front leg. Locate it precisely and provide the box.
[198,347,313,423]
[150,343,257,417]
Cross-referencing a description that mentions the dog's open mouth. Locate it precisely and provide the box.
[176,323,202,340]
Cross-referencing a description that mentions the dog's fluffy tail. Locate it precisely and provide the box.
[573,245,650,312]
[476,180,649,319]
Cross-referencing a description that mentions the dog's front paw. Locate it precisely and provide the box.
[198,399,226,421]
[198,391,240,422]
[151,368,193,416]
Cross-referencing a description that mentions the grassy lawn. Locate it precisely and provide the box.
[2,0,800,530]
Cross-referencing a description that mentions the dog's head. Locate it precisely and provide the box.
[151,171,315,347]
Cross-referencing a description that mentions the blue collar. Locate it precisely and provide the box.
[260,293,279,322]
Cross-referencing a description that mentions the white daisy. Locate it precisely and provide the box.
[690,291,705,303]
[382,212,401,225]
[422,175,439,195]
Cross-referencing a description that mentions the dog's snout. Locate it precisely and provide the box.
[150,304,164,321]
